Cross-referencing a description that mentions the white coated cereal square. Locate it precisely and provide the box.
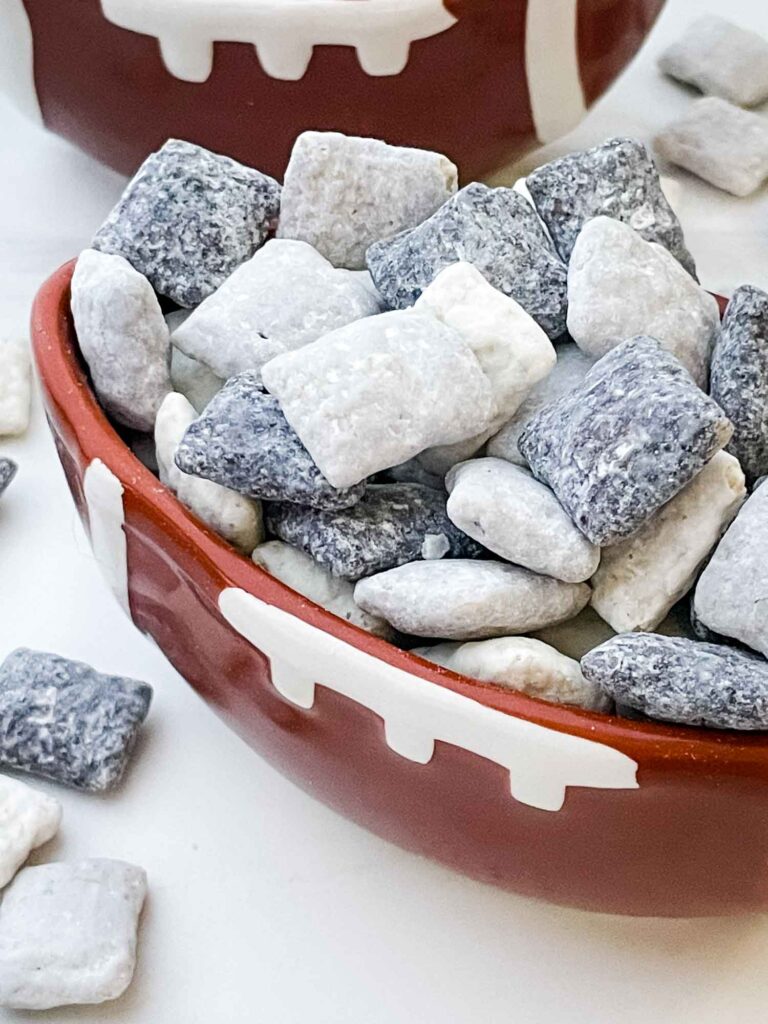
[71,249,172,431]
[445,458,599,583]
[252,541,392,638]
[592,451,746,633]
[155,392,263,554]
[0,776,61,890]
[172,239,380,379]
[567,217,720,387]
[277,132,458,269]
[659,16,768,108]
[415,262,555,429]
[0,339,31,436]
[261,311,494,489]
[0,859,147,1010]
[414,637,610,711]
[354,559,590,641]
[655,97,768,197]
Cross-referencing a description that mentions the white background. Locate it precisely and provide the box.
[2,1,768,1021]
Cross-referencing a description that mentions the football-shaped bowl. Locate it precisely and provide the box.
[32,263,768,917]
[9,0,665,179]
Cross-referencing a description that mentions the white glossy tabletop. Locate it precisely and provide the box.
[1,0,768,1020]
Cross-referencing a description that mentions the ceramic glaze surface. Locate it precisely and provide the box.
[16,0,665,179]
[32,262,768,918]
[219,588,638,812]
[101,0,458,82]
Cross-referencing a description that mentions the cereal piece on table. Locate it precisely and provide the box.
[694,480,768,658]
[366,183,568,339]
[655,97,768,198]
[581,634,768,730]
[415,262,556,430]
[445,458,599,584]
[0,649,152,792]
[155,393,263,554]
[0,339,31,437]
[175,372,364,510]
[526,137,696,276]
[0,776,61,890]
[0,458,16,499]
[170,347,223,414]
[276,132,457,270]
[172,239,381,379]
[265,483,483,582]
[710,285,768,486]
[413,637,610,712]
[354,560,590,640]
[658,15,768,108]
[261,311,495,489]
[252,541,392,639]
[518,337,733,546]
[71,249,171,432]
[93,139,281,307]
[567,217,720,387]
[591,451,745,633]
[0,859,146,1010]
[487,344,594,466]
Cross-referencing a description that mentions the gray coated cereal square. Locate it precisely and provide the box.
[174,372,365,510]
[518,337,733,546]
[582,633,768,730]
[710,284,768,485]
[526,137,696,276]
[265,483,483,581]
[366,183,568,339]
[0,458,16,499]
[0,649,152,792]
[93,139,281,307]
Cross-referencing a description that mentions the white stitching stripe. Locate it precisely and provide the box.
[219,587,639,812]
[83,459,130,615]
[525,0,587,144]
[100,0,458,82]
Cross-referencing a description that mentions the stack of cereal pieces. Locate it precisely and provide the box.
[0,650,152,1010]
[69,131,768,733]
[656,15,768,196]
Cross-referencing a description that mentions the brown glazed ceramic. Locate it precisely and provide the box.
[8,0,665,179]
[32,264,768,917]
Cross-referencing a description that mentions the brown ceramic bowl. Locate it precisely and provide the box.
[8,0,665,180]
[32,265,768,918]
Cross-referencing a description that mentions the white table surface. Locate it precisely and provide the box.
[2,1,768,1020]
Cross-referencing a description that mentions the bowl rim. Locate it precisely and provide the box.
[30,259,768,773]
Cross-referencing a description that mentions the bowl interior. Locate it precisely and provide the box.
[30,261,768,775]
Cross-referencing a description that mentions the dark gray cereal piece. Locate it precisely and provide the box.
[518,337,733,546]
[0,649,152,791]
[175,371,364,510]
[710,285,768,486]
[0,459,16,498]
[366,183,568,339]
[92,139,281,307]
[265,483,484,581]
[582,633,768,730]
[526,137,696,277]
